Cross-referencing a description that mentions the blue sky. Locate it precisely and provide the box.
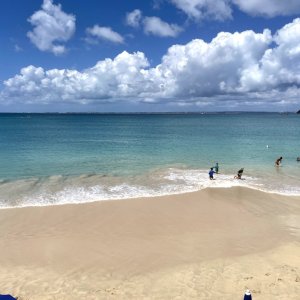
[0,0,300,112]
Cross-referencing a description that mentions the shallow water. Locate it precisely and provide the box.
[0,113,299,207]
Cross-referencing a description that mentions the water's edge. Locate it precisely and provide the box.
[1,167,299,209]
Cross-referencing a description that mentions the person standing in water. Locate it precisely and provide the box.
[234,168,244,179]
[209,167,215,180]
[214,162,219,174]
[275,156,283,166]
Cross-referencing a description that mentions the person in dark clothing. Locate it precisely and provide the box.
[275,156,283,166]
[243,289,252,300]
[214,162,219,174]
[0,295,18,300]
[234,168,244,179]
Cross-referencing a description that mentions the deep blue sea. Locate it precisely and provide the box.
[0,113,299,207]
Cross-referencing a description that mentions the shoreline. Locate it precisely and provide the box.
[0,187,300,299]
[1,183,300,210]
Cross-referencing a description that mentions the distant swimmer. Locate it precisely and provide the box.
[209,167,215,180]
[297,157,300,162]
[275,156,283,166]
[234,168,244,179]
[214,162,219,174]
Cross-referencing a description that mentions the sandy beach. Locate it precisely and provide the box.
[0,187,300,299]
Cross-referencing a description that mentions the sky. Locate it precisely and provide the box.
[0,0,300,112]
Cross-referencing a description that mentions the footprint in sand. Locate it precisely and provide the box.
[277,278,283,281]
[269,283,275,287]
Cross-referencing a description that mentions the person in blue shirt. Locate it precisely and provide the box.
[209,167,215,180]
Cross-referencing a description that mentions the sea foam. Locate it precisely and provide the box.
[0,167,299,209]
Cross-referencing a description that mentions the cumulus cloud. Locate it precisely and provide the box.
[126,9,142,28]
[170,0,232,21]
[125,10,183,38]
[27,0,75,55]
[156,28,272,98]
[170,0,300,20]
[86,25,124,44]
[2,52,152,105]
[143,16,183,37]
[2,19,300,110]
[232,0,300,17]
[239,18,300,92]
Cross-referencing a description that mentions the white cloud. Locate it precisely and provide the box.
[156,28,272,97]
[27,0,75,55]
[170,0,300,20]
[143,16,183,37]
[125,10,183,38]
[126,9,142,28]
[2,52,151,105]
[2,19,300,110]
[170,0,232,21]
[86,25,124,44]
[239,18,300,92]
[232,0,300,17]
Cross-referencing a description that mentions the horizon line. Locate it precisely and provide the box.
[0,111,298,115]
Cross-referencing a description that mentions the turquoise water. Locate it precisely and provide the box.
[0,113,299,207]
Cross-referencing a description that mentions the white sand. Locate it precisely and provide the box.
[0,187,300,299]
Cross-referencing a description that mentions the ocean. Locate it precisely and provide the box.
[0,113,299,208]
